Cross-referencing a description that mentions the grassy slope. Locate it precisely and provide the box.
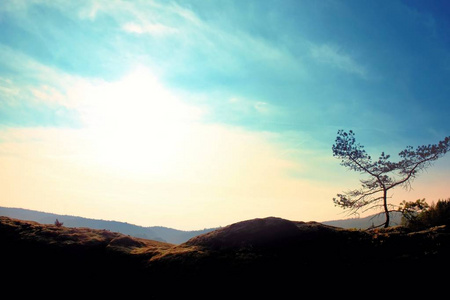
[1,216,449,297]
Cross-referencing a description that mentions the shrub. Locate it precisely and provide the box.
[418,198,450,227]
[54,219,64,227]
[402,198,450,230]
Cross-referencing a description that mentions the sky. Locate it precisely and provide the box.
[1,0,450,230]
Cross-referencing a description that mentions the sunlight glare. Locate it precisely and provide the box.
[81,67,203,175]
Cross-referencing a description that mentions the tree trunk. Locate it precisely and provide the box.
[383,189,390,228]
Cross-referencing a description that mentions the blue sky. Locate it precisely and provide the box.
[1,1,450,229]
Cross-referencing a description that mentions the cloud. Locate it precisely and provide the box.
[122,22,178,36]
[77,0,103,20]
[310,44,367,77]
[228,97,274,115]
[0,46,92,126]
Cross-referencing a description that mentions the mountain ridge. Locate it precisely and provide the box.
[0,206,402,244]
[0,206,215,244]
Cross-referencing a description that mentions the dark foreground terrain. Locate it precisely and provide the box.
[1,216,449,297]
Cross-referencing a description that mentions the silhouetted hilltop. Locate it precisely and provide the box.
[185,217,341,249]
[182,216,450,274]
[1,215,449,297]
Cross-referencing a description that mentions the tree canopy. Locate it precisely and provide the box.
[332,130,450,227]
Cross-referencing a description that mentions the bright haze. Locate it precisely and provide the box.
[1,1,450,230]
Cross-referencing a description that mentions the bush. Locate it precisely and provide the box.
[403,198,450,230]
[399,198,429,225]
[54,219,64,227]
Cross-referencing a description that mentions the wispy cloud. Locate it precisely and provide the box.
[122,22,178,36]
[228,97,275,116]
[0,45,86,104]
[0,46,86,126]
[310,44,367,78]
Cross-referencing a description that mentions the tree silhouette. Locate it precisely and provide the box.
[332,129,450,228]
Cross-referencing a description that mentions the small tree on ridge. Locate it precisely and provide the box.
[332,129,450,228]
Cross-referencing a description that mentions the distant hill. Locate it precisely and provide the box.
[0,206,215,244]
[322,211,403,228]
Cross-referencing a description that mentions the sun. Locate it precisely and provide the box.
[80,67,202,176]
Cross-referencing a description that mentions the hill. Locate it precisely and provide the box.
[1,215,449,297]
[0,206,402,243]
[322,211,403,228]
[0,206,215,244]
